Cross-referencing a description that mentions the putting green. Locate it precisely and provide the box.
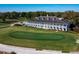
[10,31,65,41]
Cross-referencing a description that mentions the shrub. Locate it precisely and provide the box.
[10,51,16,54]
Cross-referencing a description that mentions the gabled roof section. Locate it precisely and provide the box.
[35,15,68,24]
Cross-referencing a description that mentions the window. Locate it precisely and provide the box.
[57,27,59,30]
[38,25,39,26]
[54,27,55,29]
[39,17,41,20]
[64,24,66,26]
[64,28,66,31]
[43,17,45,20]
[51,26,52,29]
[60,28,62,30]
[49,18,52,20]
[48,26,49,28]
[54,18,56,20]
[41,26,43,27]
[36,25,37,26]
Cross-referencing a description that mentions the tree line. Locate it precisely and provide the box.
[0,11,79,25]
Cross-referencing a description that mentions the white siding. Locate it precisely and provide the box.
[23,22,68,31]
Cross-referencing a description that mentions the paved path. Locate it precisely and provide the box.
[0,44,79,54]
[0,44,62,54]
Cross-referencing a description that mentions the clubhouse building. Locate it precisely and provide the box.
[23,15,70,31]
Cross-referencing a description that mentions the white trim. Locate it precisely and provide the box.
[23,22,68,31]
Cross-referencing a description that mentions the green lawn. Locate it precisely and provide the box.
[10,31,65,41]
[0,23,9,28]
[0,25,78,52]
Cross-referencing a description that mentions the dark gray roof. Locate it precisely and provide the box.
[27,16,69,25]
[35,16,69,24]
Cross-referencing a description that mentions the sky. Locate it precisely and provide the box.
[0,4,79,12]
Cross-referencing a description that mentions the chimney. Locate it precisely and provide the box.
[47,14,49,20]
[47,14,48,17]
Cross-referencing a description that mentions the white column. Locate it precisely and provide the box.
[55,25,57,30]
[62,26,64,31]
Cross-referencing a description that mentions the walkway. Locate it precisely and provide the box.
[0,44,61,54]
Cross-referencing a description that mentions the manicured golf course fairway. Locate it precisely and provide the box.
[0,24,78,52]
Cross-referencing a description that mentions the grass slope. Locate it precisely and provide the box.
[0,23,9,28]
[0,25,78,52]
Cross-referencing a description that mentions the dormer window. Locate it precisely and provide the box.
[64,24,66,26]
[54,24,55,25]
[43,17,45,20]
